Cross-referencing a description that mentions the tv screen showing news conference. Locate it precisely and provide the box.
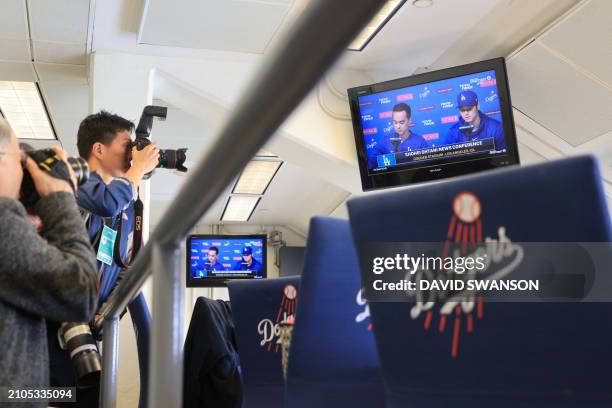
[349,58,519,190]
[186,235,267,287]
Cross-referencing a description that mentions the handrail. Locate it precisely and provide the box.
[98,0,387,406]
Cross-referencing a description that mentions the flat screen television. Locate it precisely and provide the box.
[186,234,267,287]
[348,57,520,191]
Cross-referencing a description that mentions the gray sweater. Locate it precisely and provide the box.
[0,192,98,404]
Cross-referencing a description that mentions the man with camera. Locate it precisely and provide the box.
[75,110,159,300]
[0,119,98,394]
[46,111,159,407]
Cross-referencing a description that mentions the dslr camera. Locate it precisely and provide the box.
[130,105,188,178]
[19,144,89,207]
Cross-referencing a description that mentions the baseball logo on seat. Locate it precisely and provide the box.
[257,284,298,354]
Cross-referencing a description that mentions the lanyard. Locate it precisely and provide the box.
[113,191,144,268]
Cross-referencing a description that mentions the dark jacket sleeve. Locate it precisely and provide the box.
[0,193,98,322]
[76,174,134,218]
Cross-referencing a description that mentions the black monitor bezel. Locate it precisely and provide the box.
[186,234,268,287]
[347,57,520,191]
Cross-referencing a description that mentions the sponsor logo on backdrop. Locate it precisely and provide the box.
[422,133,439,141]
[419,87,431,99]
[397,93,414,101]
[362,114,374,121]
[484,110,501,116]
[418,105,435,112]
[485,91,498,103]
[379,97,392,104]
[441,115,459,124]
[363,128,378,135]
[480,78,496,87]
[360,101,373,107]
[379,111,393,119]
[440,101,454,109]
[366,139,377,149]
[421,119,435,126]
[459,83,474,90]
[437,87,453,94]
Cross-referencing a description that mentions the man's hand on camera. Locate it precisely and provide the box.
[25,146,77,197]
[124,143,160,187]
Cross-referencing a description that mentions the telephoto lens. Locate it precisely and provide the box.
[19,145,90,207]
[58,322,102,388]
[158,148,188,172]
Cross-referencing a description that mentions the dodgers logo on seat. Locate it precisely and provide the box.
[412,192,523,357]
[356,192,524,357]
[257,284,298,354]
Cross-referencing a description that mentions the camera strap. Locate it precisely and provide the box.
[113,190,144,268]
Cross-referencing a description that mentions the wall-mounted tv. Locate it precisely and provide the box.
[186,234,267,287]
[348,57,520,191]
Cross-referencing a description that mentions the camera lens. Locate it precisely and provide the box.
[58,322,102,388]
[157,148,188,172]
[67,157,90,186]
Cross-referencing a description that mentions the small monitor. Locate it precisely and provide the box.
[348,57,520,191]
[186,234,267,287]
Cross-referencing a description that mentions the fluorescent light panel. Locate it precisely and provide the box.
[0,81,56,140]
[221,196,261,222]
[348,0,406,51]
[233,160,282,195]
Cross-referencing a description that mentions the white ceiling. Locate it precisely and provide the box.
[0,0,90,148]
[506,0,612,193]
[139,0,294,54]
[3,0,609,230]
[0,0,90,67]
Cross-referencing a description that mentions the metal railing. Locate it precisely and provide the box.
[97,1,387,406]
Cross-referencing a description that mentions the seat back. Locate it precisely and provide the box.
[347,156,612,407]
[284,217,385,408]
[227,276,300,408]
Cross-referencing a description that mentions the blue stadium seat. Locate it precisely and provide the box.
[227,276,301,408]
[347,156,612,407]
[284,217,385,408]
[128,292,151,408]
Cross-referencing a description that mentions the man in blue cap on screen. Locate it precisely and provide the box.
[233,246,263,274]
[367,103,428,168]
[445,90,506,150]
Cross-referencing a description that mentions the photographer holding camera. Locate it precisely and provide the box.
[46,111,159,406]
[0,119,98,394]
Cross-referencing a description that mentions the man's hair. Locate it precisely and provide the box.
[392,103,411,118]
[77,111,134,159]
[0,119,13,148]
[208,246,219,255]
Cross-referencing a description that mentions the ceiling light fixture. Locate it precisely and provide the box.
[347,0,407,51]
[412,0,433,8]
[221,196,261,222]
[0,81,56,140]
[232,159,283,195]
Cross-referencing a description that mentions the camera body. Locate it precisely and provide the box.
[19,145,89,207]
[130,105,188,178]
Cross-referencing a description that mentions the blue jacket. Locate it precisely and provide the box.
[445,112,506,150]
[367,131,428,168]
[193,260,226,277]
[76,172,135,302]
[232,258,263,274]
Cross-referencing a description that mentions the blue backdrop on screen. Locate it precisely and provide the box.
[189,237,265,277]
[358,69,503,170]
